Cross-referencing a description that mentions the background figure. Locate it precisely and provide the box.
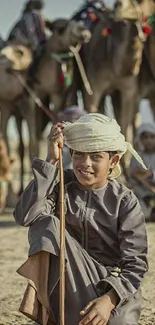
[72,0,107,24]
[58,106,87,169]
[7,0,46,48]
[129,123,155,221]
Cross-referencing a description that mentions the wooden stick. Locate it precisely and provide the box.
[59,147,65,325]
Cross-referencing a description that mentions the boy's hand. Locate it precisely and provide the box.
[79,289,119,325]
[46,123,65,164]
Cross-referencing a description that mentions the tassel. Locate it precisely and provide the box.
[60,73,72,87]
[60,72,65,85]
[142,25,152,36]
[88,12,98,22]
[148,14,155,26]
[65,74,72,86]
[101,27,112,37]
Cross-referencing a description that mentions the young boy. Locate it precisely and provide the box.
[129,122,155,221]
[13,114,148,325]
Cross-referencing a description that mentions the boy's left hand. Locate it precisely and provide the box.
[79,290,118,325]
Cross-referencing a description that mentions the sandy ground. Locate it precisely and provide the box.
[0,139,155,324]
[0,212,155,325]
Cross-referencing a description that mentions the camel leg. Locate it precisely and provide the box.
[81,85,102,113]
[64,80,78,108]
[98,96,106,115]
[51,93,66,112]
[15,113,25,195]
[112,86,138,183]
[122,91,138,182]
[0,101,12,148]
[20,96,39,160]
[150,98,155,121]
[0,102,18,207]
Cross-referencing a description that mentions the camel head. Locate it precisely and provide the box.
[46,19,91,51]
[0,44,33,70]
[114,0,155,21]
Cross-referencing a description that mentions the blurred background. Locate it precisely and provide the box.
[0,0,153,141]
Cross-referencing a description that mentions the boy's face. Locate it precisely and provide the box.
[140,132,155,153]
[72,151,119,189]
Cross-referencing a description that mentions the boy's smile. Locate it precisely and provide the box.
[72,151,120,190]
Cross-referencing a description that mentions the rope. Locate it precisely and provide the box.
[131,0,143,21]
[129,0,145,41]
[13,73,58,123]
[69,45,93,96]
[51,52,74,62]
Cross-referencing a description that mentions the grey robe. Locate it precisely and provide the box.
[13,158,148,325]
[129,151,155,218]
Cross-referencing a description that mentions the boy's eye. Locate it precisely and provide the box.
[75,151,83,156]
[92,154,102,159]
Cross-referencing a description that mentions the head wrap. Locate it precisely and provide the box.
[58,106,87,122]
[24,0,44,11]
[64,113,147,178]
[137,122,155,137]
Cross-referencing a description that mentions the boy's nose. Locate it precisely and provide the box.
[82,154,92,167]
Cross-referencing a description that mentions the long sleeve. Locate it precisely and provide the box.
[13,158,59,227]
[96,192,148,307]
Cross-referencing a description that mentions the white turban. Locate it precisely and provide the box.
[64,113,147,178]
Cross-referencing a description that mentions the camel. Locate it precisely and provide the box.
[66,0,155,180]
[69,0,155,131]
[138,18,155,120]
[0,19,91,197]
[110,5,155,136]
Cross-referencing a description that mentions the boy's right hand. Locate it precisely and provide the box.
[46,123,65,164]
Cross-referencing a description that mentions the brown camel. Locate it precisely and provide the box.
[67,0,155,180]
[110,9,155,136]
[70,0,155,131]
[0,19,91,198]
[138,18,155,120]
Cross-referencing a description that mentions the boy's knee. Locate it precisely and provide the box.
[108,290,141,325]
[108,314,124,325]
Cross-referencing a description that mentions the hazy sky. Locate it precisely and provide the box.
[0,0,114,39]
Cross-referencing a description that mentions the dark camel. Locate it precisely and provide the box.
[0,19,91,197]
[67,0,155,180]
[69,0,155,132]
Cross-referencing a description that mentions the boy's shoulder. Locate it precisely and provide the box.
[110,179,143,217]
[109,179,132,196]
[108,179,138,206]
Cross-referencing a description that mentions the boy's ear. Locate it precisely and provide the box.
[110,154,120,167]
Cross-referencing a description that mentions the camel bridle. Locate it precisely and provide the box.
[117,0,153,41]
[130,0,143,22]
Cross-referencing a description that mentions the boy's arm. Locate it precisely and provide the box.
[13,158,59,227]
[14,123,66,227]
[96,192,148,307]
